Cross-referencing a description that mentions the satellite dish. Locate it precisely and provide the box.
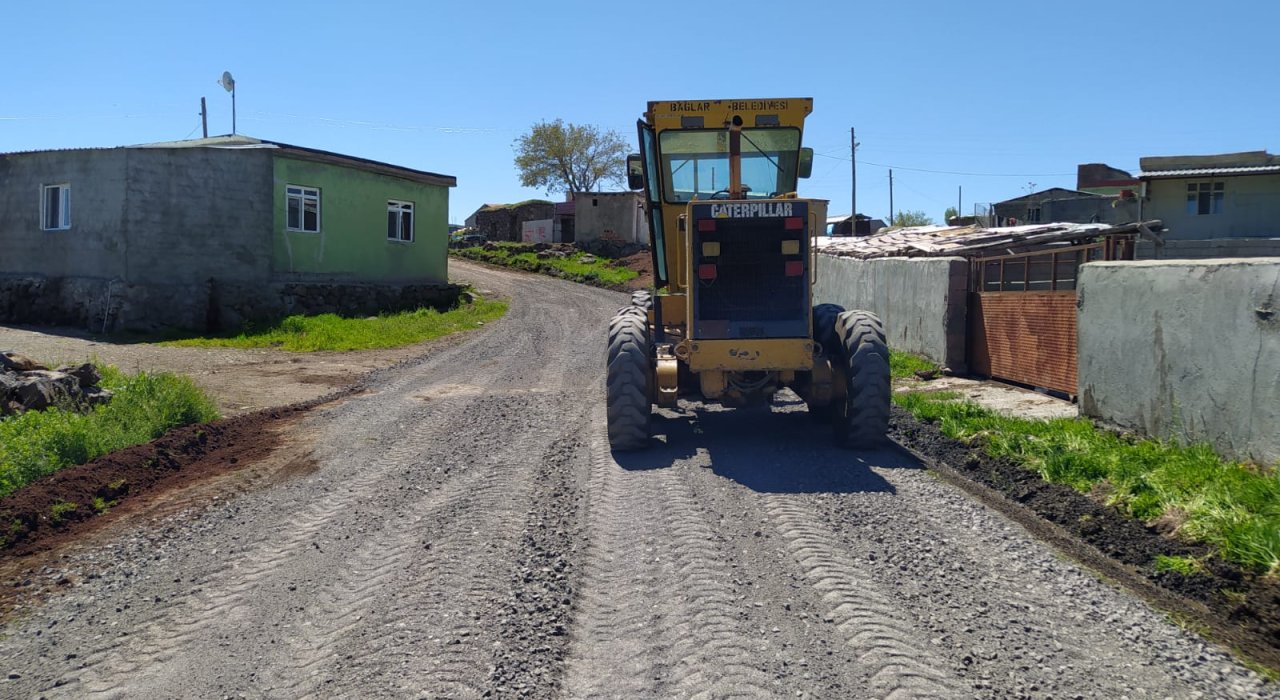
[219,71,235,93]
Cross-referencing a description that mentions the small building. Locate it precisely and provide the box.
[1077,163,1140,197]
[992,187,1137,227]
[0,135,459,331]
[1137,151,1280,256]
[465,200,554,242]
[572,192,647,247]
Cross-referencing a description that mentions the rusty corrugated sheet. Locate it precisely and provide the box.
[968,292,1077,395]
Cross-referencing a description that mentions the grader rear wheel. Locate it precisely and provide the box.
[606,310,653,451]
[834,310,890,448]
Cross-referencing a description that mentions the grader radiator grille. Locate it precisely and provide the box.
[690,202,809,339]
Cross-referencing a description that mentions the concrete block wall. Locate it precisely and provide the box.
[813,255,969,371]
[123,148,275,285]
[1136,238,1280,260]
[0,149,130,279]
[1077,258,1280,465]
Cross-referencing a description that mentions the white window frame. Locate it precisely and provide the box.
[41,183,71,231]
[387,199,414,243]
[286,185,321,232]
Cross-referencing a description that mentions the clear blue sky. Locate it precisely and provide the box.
[5,1,1277,225]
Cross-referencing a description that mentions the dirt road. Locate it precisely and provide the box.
[0,260,1272,698]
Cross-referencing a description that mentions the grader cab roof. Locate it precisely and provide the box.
[645,98,813,129]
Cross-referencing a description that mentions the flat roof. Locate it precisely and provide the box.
[3,134,457,188]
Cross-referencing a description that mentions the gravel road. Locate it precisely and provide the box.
[0,259,1272,698]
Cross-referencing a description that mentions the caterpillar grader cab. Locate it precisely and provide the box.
[606,98,891,451]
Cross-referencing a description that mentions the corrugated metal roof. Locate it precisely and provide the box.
[1139,165,1280,178]
[817,220,1161,260]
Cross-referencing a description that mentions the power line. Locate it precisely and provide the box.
[815,151,1080,177]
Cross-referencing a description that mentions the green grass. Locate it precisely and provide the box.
[0,365,220,499]
[1155,554,1207,576]
[889,351,940,381]
[160,299,507,352]
[893,384,1280,577]
[453,243,638,288]
[48,500,78,524]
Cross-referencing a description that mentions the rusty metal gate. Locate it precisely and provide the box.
[967,239,1126,396]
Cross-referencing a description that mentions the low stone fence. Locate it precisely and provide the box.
[0,275,463,333]
[813,255,969,372]
[1077,258,1280,465]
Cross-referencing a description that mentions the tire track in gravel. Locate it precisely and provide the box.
[278,412,575,697]
[804,459,1272,699]
[760,495,963,698]
[59,366,544,697]
[40,261,618,698]
[562,406,779,699]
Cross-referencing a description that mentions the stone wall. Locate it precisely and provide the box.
[473,203,555,242]
[813,255,969,371]
[1077,258,1280,465]
[0,274,462,333]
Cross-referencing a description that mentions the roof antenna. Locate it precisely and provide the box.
[218,71,236,135]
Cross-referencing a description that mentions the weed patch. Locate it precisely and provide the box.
[453,244,637,288]
[890,351,939,381]
[160,298,507,352]
[48,500,78,525]
[0,367,219,498]
[892,382,1280,576]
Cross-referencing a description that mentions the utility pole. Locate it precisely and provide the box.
[200,97,208,138]
[889,169,895,224]
[850,127,858,219]
[957,185,962,221]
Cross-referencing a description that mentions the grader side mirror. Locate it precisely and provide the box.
[626,154,644,190]
[798,148,814,179]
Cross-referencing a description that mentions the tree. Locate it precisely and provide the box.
[943,206,959,223]
[514,120,628,196]
[891,210,935,228]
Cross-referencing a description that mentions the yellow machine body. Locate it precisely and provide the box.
[628,97,839,407]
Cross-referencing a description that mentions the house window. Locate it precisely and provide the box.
[286,185,321,232]
[41,184,71,230]
[1186,181,1224,215]
[1025,205,1042,223]
[387,200,414,242]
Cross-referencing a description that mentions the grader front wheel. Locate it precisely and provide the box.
[606,310,653,451]
[834,310,891,448]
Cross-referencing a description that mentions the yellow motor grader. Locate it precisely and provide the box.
[607,98,890,450]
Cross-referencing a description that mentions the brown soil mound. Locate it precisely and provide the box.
[0,406,307,560]
[616,250,654,292]
[890,406,1280,672]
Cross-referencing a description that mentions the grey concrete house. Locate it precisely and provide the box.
[0,136,459,332]
[992,187,1138,227]
[1136,150,1280,258]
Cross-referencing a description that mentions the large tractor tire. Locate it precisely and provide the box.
[807,303,846,421]
[630,289,654,311]
[606,310,653,451]
[834,310,891,448]
[812,303,845,357]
